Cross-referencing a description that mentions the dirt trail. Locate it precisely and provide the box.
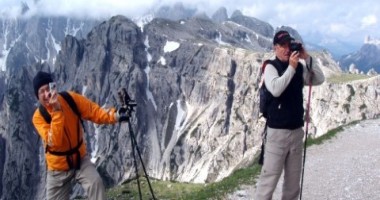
[227,118,380,200]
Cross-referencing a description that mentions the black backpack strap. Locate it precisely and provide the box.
[60,91,86,131]
[48,139,83,170]
[60,91,81,118]
[59,91,86,129]
[39,105,51,124]
[258,122,268,165]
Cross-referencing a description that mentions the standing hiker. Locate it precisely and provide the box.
[32,71,129,200]
[254,30,325,200]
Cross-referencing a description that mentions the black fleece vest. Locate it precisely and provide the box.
[267,58,304,129]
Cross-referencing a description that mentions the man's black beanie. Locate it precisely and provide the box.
[33,71,53,98]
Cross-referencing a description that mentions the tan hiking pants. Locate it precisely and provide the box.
[255,127,304,200]
[46,155,106,200]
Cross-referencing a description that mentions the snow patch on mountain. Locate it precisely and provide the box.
[164,40,180,53]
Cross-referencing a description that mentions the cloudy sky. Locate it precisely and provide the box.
[0,0,379,49]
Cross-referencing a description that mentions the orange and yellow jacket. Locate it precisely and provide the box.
[32,91,117,171]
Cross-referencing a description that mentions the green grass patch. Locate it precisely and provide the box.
[306,126,342,146]
[107,178,205,200]
[106,162,262,200]
[180,164,262,200]
[327,74,376,83]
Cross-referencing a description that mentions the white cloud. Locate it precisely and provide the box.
[329,23,351,36]
[0,0,25,18]
[0,0,379,46]
[361,14,377,28]
[32,0,158,18]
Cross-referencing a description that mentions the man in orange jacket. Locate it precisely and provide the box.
[32,71,128,200]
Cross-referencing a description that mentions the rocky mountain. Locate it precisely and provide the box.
[0,7,379,200]
[339,36,380,74]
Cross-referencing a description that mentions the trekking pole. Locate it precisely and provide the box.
[299,74,313,200]
[118,88,156,200]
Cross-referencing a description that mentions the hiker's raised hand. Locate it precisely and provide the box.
[299,46,309,60]
[289,51,299,69]
[48,89,61,111]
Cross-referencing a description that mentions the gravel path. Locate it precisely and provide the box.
[227,118,380,200]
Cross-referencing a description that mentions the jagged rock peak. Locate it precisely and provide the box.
[155,2,197,21]
[229,10,274,38]
[21,2,30,15]
[231,10,243,18]
[211,7,228,23]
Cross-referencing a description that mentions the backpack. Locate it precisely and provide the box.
[259,59,282,119]
[38,91,84,169]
